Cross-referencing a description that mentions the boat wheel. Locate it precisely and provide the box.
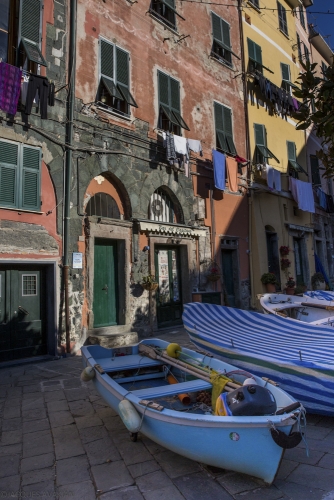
[130,432,138,442]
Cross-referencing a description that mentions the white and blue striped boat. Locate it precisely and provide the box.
[183,303,334,416]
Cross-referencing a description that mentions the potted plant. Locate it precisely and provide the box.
[207,264,221,282]
[260,273,278,293]
[311,272,325,291]
[279,245,290,256]
[285,275,296,295]
[280,258,291,270]
[141,274,159,291]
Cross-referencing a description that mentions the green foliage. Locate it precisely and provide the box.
[311,272,325,289]
[293,61,334,177]
[260,273,278,285]
[141,274,158,285]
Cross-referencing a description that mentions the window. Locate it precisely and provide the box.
[296,33,302,60]
[211,13,233,67]
[158,71,189,133]
[287,141,307,178]
[254,124,279,164]
[22,275,37,296]
[150,0,181,30]
[0,139,41,211]
[149,189,176,223]
[281,63,292,93]
[248,0,259,8]
[247,38,262,73]
[277,2,288,36]
[85,193,121,219]
[214,102,236,156]
[321,61,328,79]
[0,0,46,70]
[97,38,137,116]
[310,155,321,186]
[299,6,305,29]
[303,43,309,62]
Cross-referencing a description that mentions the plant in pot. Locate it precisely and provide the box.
[207,263,221,282]
[279,245,290,256]
[260,273,278,293]
[141,274,159,291]
[280,258,291,271]
[285,275,296,295]
[311,272,325,291]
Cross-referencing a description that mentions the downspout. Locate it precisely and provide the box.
[238,0,254,307]
[63,0,77,354]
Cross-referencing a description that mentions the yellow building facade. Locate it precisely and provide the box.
[242,0,316,305]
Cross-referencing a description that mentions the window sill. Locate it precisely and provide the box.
[210,54,235,71]
[148,11,178,36]
[96,104,132,122]
[279,29,290,40]
[246,1,261,13]
[0,206,43,214]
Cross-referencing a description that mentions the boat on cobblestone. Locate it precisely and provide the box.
[183,302,334,416]
[81,338,304,485]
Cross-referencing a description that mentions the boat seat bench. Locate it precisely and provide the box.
[131,379,212,399]
[94,354,163,372]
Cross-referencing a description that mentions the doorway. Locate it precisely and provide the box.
[0,266,46,362]
[294,238,305,286]
[266,229,280,288]
[155,246,182,327]
[93,238,118,327]
[221,250,236,307]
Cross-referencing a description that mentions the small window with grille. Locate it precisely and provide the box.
[97,38,137,116]
[22,274,37,296]
[85,193,121,219]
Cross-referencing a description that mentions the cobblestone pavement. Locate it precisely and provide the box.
[0,328,334,499]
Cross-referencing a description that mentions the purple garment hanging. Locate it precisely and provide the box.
[0,62,22,115]
[292,98,299,111]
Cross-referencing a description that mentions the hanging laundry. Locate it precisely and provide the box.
[25,74,49,119]
[266,165,281,191]
[0,62,22,115]
[292,98,299,112]
[235,155,248,164]
[173,135,188,156]
[187,138,203,156]
[165,132,177,165]
[316,187,327,210]
[289,177,315,213]
[226,157,238,193]
[212,149,226,191]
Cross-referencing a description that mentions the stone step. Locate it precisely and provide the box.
[84,326,138,348]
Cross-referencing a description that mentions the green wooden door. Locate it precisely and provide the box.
[0,267,46,362]
[155,246,182,327]
[221,250,236,307]
[93,238,118,327]
[294,238,305,286]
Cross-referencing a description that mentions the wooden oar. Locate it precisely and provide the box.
[139,344,239,392]
[301,302,334,311]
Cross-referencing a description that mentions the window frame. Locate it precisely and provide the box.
[0,138,42,211]
[299,6,305,30]
[254,124,279,164]
[150,0,183,31]
[211,12,238,68]
[157,70,189,133]
[310,155,321,186]
[247,37,263,73]
[97,37,137,117]
[277,1,288,37]
[214,101,237,157]
[287,141,308,177]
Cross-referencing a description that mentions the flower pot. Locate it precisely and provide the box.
[207,274,221,282]
[142,282,159,291]
[265,283,276,293]
[315,281,326,291]
[285,287,295,295]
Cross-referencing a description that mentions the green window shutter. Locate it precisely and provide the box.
[310,155,321,186]
[100,39,114,80]
[247,38,262,65]
[170,77,180,113]
[221,19,231,49]
[164,0,175,8]
[254,124,266,146]
[212,13,222,43]
[277,2,288,34]
[0,140,19,207]
[287,141,296,162]
[281,63,290,82]
[223,106,236,155]
[116,47,129,86]
[158,71,170,107]
[214,102,224,131]
[254,43,262,65]
[20,0,41,44]
[214,103,236,155]
[296,34,302,60]
[21,145,41,210]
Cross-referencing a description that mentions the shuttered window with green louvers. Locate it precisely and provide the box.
[287,141,308,178]
[211,13,232,67]
[214,102,236,156]
[310,155,321,186]
[254,124,279,164]
[247,38,263,74]
[0,139,41,211]
[19,0,47,67]
[158,71,189,133]
[150,0,180,30]
[98,39,137,115]
[277,1,288,36]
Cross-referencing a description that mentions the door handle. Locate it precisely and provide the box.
[18,306,29,315]
[102,285,108,291]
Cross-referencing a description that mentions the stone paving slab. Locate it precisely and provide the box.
[0,327,334,499]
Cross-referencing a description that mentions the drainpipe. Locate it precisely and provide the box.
[63,0,77,354]
[238,0,254,307]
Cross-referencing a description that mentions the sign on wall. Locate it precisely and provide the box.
[72,252,83,269]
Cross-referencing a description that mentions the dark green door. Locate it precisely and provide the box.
[0,267,46,362]
[221,250,236,307]
[93,238,118,327]
[266,231,280,287]
[155,246,182,327]
[294,238,305,286]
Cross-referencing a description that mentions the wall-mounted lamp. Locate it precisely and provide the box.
[143,246,150,251]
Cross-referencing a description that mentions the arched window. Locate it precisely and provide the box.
[149,189,176,223]
[86,193,120,219]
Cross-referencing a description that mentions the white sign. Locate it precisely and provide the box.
[72,252,83,269]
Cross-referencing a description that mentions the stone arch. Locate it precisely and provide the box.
[149,185,184,224]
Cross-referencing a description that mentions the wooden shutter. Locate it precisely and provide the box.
[116,47,129,86]
[310,155,321,186]
[164,0,175,8]
[247,38,262,65]
[287,141,296,162]
[281,63,290,82]
[277,2,288,34]
[21,145,41,210]
[254,124,266,146]
[170,77,180,113]
[297,34,302,60]
[20,0,41,44]
[0,140,19,207]
[221,19,231,49]
[215,103,236,155]
[158,71,170,107]
[212,13,222,42]
[101,39,114,80]
[223,106,236,155]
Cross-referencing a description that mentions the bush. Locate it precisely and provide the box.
[261,273,278,285]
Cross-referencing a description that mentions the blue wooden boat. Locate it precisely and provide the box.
[81,338,304,485]
[183,302,334,416]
